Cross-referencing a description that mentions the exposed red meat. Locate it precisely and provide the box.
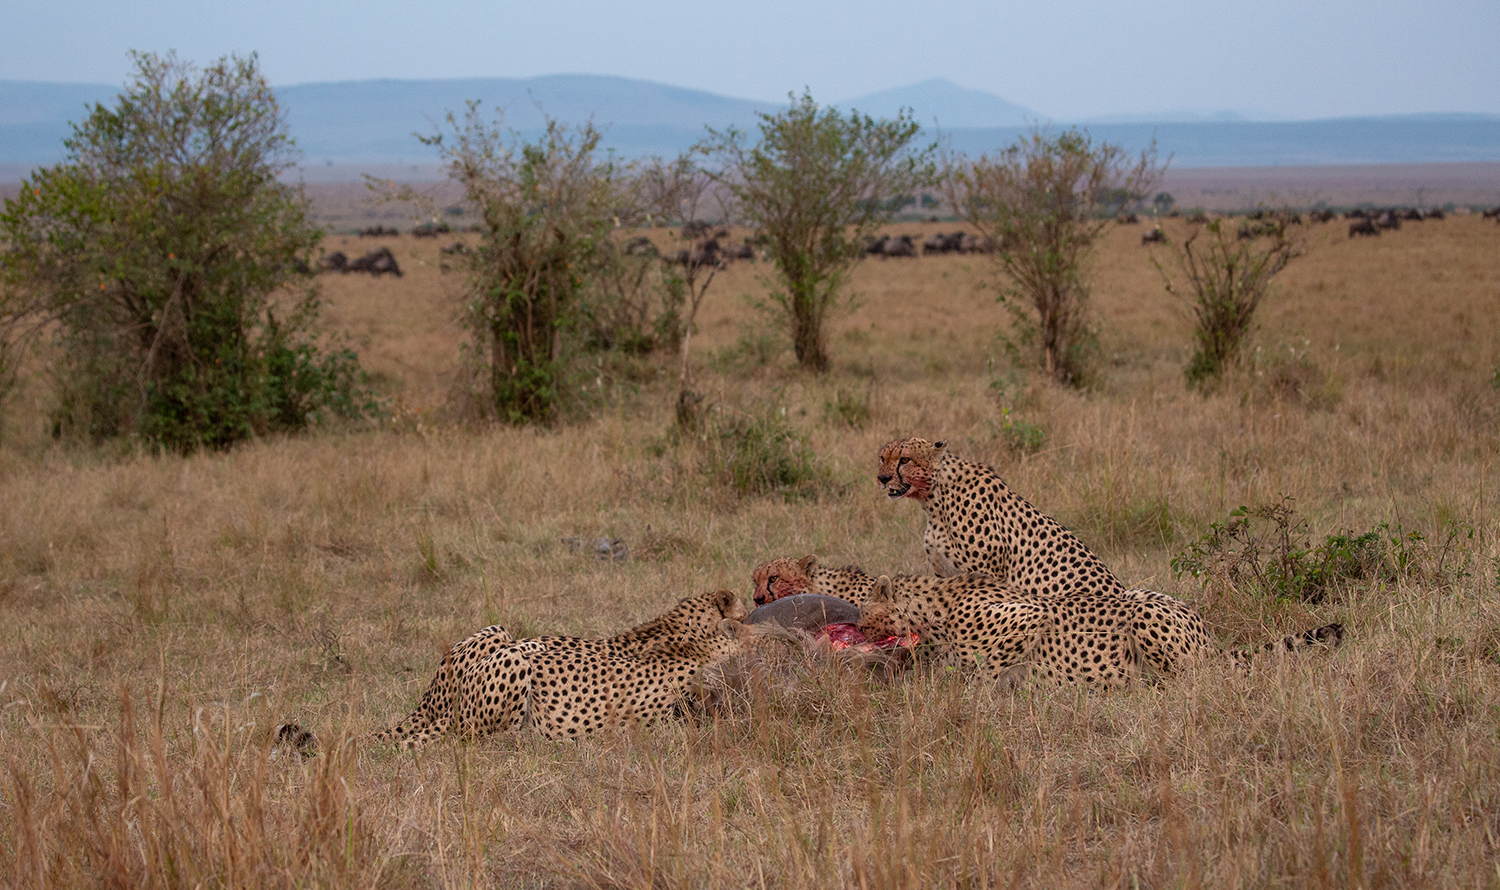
[820,623,867,649]
[818,623,919,653]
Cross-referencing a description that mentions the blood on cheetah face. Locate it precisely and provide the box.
[752,555,819,605]
[876,437,946,501]
[856,602,916,641]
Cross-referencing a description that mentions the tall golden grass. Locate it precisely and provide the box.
[2,215,1498,888]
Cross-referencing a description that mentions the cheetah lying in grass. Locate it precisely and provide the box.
[857,572,1343,687]
[372,588,749,747]
[754,557,1341,685]
[278,589,749,753]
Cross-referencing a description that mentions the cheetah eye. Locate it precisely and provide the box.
[898,457,910,465]
[768,575,779,586]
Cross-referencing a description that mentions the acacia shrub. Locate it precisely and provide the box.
[426,106,636,423]
[947,129,1163,386]
[0,52,373,450]
[1153,212,1301,386]
[700,92,933,373]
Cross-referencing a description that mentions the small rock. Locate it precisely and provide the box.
[594,537,628,561]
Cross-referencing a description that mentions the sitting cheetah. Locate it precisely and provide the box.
[875,436,1346,672]
[372,588,748,748]
[856,572,1343,687]
[877,436,1122,594]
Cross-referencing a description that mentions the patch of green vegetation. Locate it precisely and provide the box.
[700,406,830,499]
[823,387,873,430]
[988,370,1045,454]
[1173,496,1471,603]
[712,327,786,373]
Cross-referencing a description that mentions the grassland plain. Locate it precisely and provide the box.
[1,214,1498,888]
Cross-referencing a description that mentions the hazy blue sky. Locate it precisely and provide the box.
[5,0,1497,120]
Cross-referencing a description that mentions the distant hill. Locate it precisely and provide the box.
[3,75,1498,180]
[1,74,782,168]
[838,78,1037,127]
[277,74,782,162]
[943,118,1500,167]
[0,81,119,162]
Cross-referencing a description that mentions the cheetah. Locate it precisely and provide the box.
[857,573,1344,687]
[877,436,1123,595]
[755,556,1343,684]
[756,559,1166,683]
[369,623,517,747]
[753,554,877,606]
[874,436,1343,674]
[371,588,748,748]
[451,621,746,741]
[752,556,1137,680]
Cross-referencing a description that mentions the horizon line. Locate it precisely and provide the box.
[3,73,1497,124]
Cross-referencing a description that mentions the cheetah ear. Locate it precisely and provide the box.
[869,575,894,604]
[797,554,819,575]
[933,440,947,452]
[718,618,751,640]
[713,588,740,614]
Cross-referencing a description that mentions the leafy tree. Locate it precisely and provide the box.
[1153,212,1301,386]
[700,91,934,373]
[946,129,1163,385]
[421,103,633,423]
[0,51,370,450]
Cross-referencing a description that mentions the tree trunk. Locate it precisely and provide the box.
[1040,303,1061,383]
[793,312,828,373]
[790,284,829,373]
[675,323,702,428]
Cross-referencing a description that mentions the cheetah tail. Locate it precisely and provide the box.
[369,643,458,748]
[1227,622,1345,671]
[1280,621,1345,653]
[273,722,318,758]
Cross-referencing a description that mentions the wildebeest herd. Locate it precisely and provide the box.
[1343,206,1449,238]
[317,204,1498,277]
[1133,205,1472,245]
[319,246,402,277]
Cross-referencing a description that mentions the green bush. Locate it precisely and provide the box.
[422,107,629,424]
[0,52,373,451]
[988,371,1045,454]
[1155,213,1301,388]
[823,388,873,429]
[948,128,1163,387]
[581,240,684,357]
[712,327,786,373]
[699,91,934,373]
[700,407,829,499]
[1171,497,1462,603]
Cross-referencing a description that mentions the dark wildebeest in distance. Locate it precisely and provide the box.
[349,246,403,276]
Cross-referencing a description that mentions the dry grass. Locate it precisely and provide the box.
[2,214,1499,888]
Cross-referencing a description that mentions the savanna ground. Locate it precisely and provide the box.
[2,209,1499,888]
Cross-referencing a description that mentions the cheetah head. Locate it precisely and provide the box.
[857,576,922,640]
[665,587,750,636]
[751,555,820,606]
[877,437,946,501]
